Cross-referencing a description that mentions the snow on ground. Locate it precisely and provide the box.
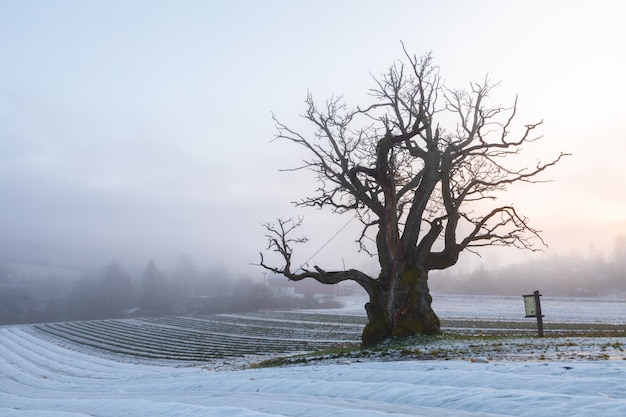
[2,295,626,416]
[330,293,626,324]
[2,323,626,416]
[433,294,626,324]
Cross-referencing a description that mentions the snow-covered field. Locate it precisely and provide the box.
[2,295,626,416]
[434,294,626,324]
[335,293,626,324]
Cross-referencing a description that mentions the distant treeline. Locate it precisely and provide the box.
[430,249,626,297]
[0,256,338,326]
[3,243,626,325]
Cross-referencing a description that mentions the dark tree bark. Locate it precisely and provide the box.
[259,47,568,347]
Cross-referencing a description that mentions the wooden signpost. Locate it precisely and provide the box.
[523,290,544,337]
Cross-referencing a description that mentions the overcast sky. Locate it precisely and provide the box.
[1,0,625,276]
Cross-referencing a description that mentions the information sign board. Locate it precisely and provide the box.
[523,294,537,317]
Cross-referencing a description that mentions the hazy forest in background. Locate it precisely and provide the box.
[430,247,626,297]
[1,235,625,326]
[0,256,344,326]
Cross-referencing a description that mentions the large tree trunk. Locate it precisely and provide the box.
[362,159,442,347]
[362,266,441,347]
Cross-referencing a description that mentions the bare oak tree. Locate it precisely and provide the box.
[260,48,567,347]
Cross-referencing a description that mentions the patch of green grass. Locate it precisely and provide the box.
[250,344,362,369]
[602,341,624,351]
[250,331,626,368]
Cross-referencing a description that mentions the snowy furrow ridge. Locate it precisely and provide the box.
[1,324,626,416]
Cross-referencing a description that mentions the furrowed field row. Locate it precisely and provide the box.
[441,319,626,337]
[147,314,361,335]
[37,321,339,357]
[137,315,362,340]
[31,313,363,362]
[35,323,287,360]
[34,324,215,360]
[91,316,360,341]
[217,312,368,327]
[62,321,254,352]
[133,316,358,344]
[140,314,360,334]
[37,322,266,357]
[80,319,352,351]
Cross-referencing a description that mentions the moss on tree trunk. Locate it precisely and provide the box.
[362,266,441,347]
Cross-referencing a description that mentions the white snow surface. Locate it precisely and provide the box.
[332,293,626,324]
[2,323,626,416]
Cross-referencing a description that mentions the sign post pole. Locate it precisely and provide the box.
[533,290,544,337]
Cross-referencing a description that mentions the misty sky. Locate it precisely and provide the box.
[1,0,625,276]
